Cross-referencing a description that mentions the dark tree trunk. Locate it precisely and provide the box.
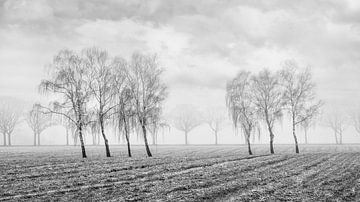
[141,124,152,157]
[246,133,252,155]
[78,123,87,158]
[34,132,37,146]
[292,123,299,153]
[3,133,6,146]
[100,116,111,157]
[214,131,218,145]
[123,117,131,157]
[185,131,188,145]
[8,133,11,146]
[266,124,275,154]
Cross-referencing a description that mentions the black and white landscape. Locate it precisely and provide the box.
[0,0,360,201]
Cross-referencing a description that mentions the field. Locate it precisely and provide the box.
[1,144,360,201]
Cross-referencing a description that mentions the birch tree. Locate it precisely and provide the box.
[172,105,203,145]
[83,47,116,157]
[112,57,135,157]
[251,69,283,154]
[39,49,92,158]
[226,71,258,155]
[27,104,53,146]
[325,112,347,144]
[280,61,322,153]
[126,53,167,157]
[204,107,226,145]
[0,97,23,146]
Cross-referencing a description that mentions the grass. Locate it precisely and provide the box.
[0,144,360,201]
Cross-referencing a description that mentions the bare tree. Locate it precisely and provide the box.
[350,108,360,136]
[126,52,167,157]
[39,49,92,158]
[27,104,53,146]
[204,106,226,145]
[280,61,323,153]
[324,111,347,144]
[251,69,283,154]
[226,71,258,155]
[112,57,135,157]
[83,47,116,157]
[172,105,203,145]
[0,97,23,146]
[300,118,313,144]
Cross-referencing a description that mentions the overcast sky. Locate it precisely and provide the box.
[0,0,360,145]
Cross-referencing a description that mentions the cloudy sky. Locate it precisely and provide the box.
[0,0,360,145]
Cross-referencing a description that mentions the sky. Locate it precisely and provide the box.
[0,0,360,146]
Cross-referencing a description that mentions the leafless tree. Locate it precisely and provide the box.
[251,69,283,154]
[112,57,136,157]
[39,49,92,158]
[83,47,116,157]
[172,104,203,145]
[204,106,226,145]
[324,111,347,144]
[350,108,360,136]
[27,104,53,146]
[280,61,323,153]
[226,71,258,155]
[0,97,23,146]
[300,118,314,144]
[126,52,167,157]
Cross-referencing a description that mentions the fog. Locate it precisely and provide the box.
[1,0,360,146]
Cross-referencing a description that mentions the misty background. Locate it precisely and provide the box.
[0,0,360,145]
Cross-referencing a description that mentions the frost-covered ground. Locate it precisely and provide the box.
[1,144,360,201]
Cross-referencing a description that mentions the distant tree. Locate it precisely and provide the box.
[83,47,116,157]
[0,97,23,146]
[126,53,167,157]
[39,49,92,158]
[280,61,323,153]
[204,106,226,145]
[300,118,314,144]
[27,104,53,146]
[172,105,203,145]
[251,69,283,154]
[324,111,347,144]
[350,108,360,136]
[226,71,258,155]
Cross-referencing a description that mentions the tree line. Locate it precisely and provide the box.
[1,51,360,157]
[37,47,167,158]
[226,61,323,154]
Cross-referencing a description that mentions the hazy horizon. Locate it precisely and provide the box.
[0,0,360,146]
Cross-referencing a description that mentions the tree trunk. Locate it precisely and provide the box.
[8,133,11,146]
[78,123,87,158]
[246,133,252,155]
[214,131,218,145]
[266,123,275,154]
[34,132,37,146]
[66,128,69,146]
[185,131,188,145]
[3,133,6,146]
[339,132,343,144]
[123,117,131,157]
[334,131,338,144]
[304,130,308,144]
[37,132,40,146]
[100,117,111,157]
[141,124,152,157]
[292,122,299,154]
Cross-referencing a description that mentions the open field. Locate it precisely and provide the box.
[1,144,360,201]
